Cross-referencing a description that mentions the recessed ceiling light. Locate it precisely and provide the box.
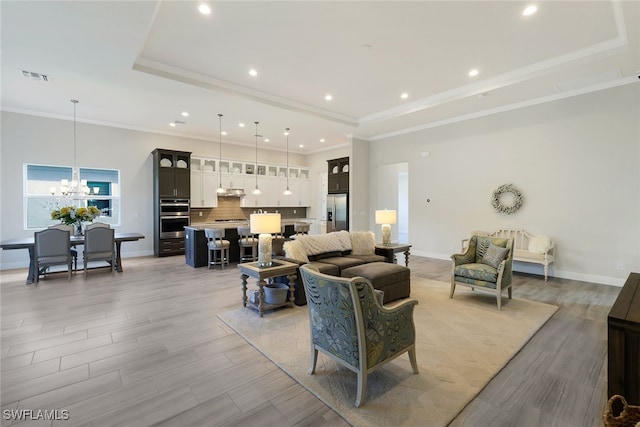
[264,138,270,142]
[169,122,176,127]
[324,94,333,101]
[198,4,211,15]
[181,111,189,117]
[468,69,479,77]
[401,92,409,99]
[238,123,245,127]
[283,130,289,136]
[522,5,537,16]
[249,69,258,77]
[320,138,325,143]
[299,144,304,148]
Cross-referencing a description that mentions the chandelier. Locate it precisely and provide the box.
[49,99,99,199]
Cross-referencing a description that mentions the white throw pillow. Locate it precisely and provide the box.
[528,235,551,254]
[350,231,375,255]
[296,233,345,256]
[335,230,352,252]
[283,240,309,263]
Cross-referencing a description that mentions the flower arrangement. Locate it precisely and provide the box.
[51,205,101,225]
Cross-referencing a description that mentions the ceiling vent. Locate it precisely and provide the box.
[22,70,49,82]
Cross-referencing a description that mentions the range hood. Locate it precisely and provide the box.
[219,188,245,197]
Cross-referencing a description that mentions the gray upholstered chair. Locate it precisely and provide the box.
[48,224,78,270]
[451,235,514,310]
[34,227,73,282]
[237,226,258,262]
[299,264,419,407]
[205,228,230,269]
[83,226,115,277]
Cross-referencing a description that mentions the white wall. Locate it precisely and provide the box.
[369,84,640,286]
[0,112,307,269]
[350,138,369,231]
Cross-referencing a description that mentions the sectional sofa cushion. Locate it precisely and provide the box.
[314,256,366,273]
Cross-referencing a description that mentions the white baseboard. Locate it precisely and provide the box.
[410,250,625,287]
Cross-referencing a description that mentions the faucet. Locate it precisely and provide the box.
[258,209,263,214]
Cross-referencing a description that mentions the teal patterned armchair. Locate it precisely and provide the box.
[451,235,514,310]
[299,264,419,407]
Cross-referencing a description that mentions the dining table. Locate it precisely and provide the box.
[0,232,145,284]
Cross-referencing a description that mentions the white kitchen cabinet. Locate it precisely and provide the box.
[190,159,218,208]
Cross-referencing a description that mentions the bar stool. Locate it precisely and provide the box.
[204,228,230,269]
[237,226,258,262]
[290,222,310,238]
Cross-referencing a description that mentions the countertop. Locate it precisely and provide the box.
[186,218,316,230]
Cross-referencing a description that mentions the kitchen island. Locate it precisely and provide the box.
[185,219,312,268]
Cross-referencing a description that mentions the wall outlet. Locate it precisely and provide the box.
[293,209,296,214]
[616,262,624,271]
[198,211,203,217]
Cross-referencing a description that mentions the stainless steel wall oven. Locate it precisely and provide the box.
[159,199,190,238]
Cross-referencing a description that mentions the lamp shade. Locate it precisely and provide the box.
[375,209,397,225]
[250,213,281,234]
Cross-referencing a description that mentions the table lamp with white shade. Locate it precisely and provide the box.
[375,209,397,245]
[250,212,281,267]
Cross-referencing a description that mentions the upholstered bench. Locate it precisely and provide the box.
[341,262,410,304]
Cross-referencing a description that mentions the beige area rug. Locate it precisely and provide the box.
[219,278,558,426]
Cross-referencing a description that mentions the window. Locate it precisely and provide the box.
[24,164,121,229]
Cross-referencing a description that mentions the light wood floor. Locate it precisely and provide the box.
[0,255,620,426]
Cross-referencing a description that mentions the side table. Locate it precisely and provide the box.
[375,243,412,267]
[238,260,298,317]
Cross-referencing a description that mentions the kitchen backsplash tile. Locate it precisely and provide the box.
[190,197,306,223]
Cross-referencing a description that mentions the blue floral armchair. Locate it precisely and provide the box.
[451,235,514,310]
[299,264,419,407]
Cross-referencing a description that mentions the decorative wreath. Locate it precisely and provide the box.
[491,183,523,214]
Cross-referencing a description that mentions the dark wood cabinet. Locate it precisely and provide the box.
[155,150,190,198]
[328,157,349,193]
[152,149,191,257]
[608,272,640,405]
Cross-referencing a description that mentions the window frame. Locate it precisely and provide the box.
[23,163,122,230]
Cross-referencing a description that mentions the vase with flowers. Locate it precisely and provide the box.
[51,205,101,236]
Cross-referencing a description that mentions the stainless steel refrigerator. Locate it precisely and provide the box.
[327,193,348,232]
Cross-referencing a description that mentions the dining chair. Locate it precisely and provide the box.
[34,228,73,282]
[85,222,110,230]
[83,226,115,277]
[204,228,230,269]
[48,224,78,270]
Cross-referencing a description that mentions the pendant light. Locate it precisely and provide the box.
[51,99,97,200]
[252,121,261,195]
[283,128,292,196]
[216,113,225,194]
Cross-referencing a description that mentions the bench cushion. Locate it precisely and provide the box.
[454,262,499,283]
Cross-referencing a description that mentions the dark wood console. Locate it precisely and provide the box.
[608,272,640,405]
